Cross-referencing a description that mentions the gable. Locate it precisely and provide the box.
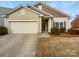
[5,6,43,16]
[34,2,69,17]
[6,7,40,20]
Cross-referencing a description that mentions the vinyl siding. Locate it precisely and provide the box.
[5,7,40,33]
[6,7,40,20]
[53,17,70,31]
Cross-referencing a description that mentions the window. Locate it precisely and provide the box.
[55,22,59,28]
[54,22,64,29]
[60,22,64,28]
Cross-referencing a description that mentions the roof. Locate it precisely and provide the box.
[33,2,70,17]
[3,2,70,18]
[27,6,53,17]
[4,5,51,17]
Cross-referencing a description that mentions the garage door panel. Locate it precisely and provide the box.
[9,21,38,33]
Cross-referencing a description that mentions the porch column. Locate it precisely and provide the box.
[39,17,42,33]
[48,18,52,33]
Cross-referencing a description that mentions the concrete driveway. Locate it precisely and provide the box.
[0,34,38,57]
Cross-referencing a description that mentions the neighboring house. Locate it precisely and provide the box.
[3,2,70,33]
[0,7,11,26]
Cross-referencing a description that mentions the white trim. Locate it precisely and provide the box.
[4,5,23,15]
[8,20,38,22]
[48,18,52,32]
[39,17,42,33]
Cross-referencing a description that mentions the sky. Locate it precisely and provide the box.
[0,1,79,21]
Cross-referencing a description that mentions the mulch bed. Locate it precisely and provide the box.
[49,32,79,37]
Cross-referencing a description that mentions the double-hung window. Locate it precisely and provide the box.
[60,22,64,28]
[54,22,64,28]
[55,22,59,28]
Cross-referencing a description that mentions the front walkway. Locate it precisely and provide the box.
[38,33,51,38]
[0,34,38,57]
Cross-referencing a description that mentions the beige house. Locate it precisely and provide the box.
[3,2,70,33]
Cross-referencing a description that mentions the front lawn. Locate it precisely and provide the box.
[35,36,79,57]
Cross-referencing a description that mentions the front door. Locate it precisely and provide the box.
[42,20,48,32]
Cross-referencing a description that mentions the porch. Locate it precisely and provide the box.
[39,16,67,33]
[39,16,52,33]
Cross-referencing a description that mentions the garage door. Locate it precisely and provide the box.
[9,21,38,33]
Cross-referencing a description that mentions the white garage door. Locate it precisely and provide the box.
[9,21,38,33]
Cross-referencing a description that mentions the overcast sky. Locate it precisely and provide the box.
[0,1,79,21]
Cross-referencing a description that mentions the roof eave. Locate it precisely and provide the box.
[3,5,45,18]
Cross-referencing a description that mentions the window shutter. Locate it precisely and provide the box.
[53,21,54,27]
[64,21,66,28]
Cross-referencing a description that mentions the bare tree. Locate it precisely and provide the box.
[71,15,79,29]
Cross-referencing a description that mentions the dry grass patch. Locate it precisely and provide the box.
[35,37,79,57]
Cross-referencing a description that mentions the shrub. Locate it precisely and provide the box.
[68,28,79,35]
[68,29,73,34]
[51,27,60,35]
[60,28,66,33]
[0,26,8,35]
